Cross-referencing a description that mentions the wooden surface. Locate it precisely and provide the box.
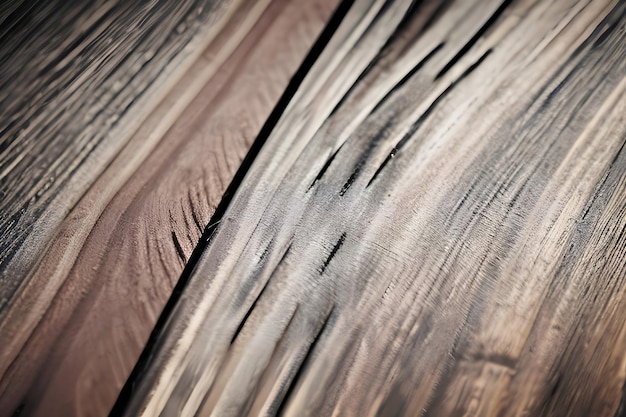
[0,3,236,408]
[0,0,234,297]
[117,0,626,416]
[2,0,626,416]
[0,1,335,416]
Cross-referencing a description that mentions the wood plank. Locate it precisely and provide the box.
[0,1,337,416]
[0,0,238,293]
[117,0,626,416]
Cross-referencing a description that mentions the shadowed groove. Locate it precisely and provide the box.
[367,48,493,187]
[108,0,356,414]
[230,278,272,345]
[369,41,445,115]
[434,0,513,79]
[319,233,347,273]
[308,144,344,191]
[276,304,336,416]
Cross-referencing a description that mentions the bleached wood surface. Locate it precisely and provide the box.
[119,0,626,416]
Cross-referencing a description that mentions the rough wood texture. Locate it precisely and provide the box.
[0,1,336,416]
[0,0,238,295]
[119,0,626,416]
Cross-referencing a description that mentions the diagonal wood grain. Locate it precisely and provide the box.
[0,0,337,416]
[118,0,626,416]
[0,0,242,295]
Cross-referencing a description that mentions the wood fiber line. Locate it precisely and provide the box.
[0,1,337,417]
[119,0,626,416]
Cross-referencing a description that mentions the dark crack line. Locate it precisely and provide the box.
[108,0,355,414]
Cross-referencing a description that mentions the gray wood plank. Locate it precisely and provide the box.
[118,0,626,416]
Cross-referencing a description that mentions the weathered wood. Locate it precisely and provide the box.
[0,1,336,416]
[0,0,238,294]
[118,0,626,416]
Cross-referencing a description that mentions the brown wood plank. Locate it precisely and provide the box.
[118,0,626,416]
[0,1,337,416]
[0,0,238,293]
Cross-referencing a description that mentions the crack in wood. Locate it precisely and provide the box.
[319,233,347,274]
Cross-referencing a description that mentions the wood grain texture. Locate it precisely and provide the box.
[0,1,336,416]
[118,0,626,416]
[0,0,240,294]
